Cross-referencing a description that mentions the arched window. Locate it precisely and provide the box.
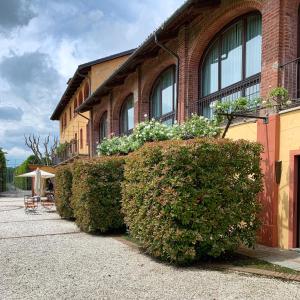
[150,66,176,125]
[120,94,134,135]
[200,12,262,118]
[99,112,108,142]
[78,91,83,106]
[84,83,89,100]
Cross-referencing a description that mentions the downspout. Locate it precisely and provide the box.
[154,33,180,122]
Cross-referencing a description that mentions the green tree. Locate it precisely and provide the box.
[0,148,7,192]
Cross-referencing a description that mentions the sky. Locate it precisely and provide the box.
[0,0,185,167]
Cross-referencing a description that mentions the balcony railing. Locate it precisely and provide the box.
[190,74,261,118]
[280,57,300,108]
[52,139,88,166]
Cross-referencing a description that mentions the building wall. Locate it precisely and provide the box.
[91,56,130,92]
[59,54,131,156]
[226,121,258,142]
[87,0,300,248]
[60,77,90,156]
[278,108,300,248]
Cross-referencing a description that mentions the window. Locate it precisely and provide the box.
[64,112,67,128]
[200,13,262,118]
[78,91,83,106]
[74,133,78,153]
[120,95,134,135]
[84,83,89,100]
[69,106,72,120]
[150,66,176,124]
[80,129,83,149]
[99,112,108,142]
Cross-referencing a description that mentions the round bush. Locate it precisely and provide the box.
[55,165,74,220]
[122,139,263,264]
[72,157,125,233]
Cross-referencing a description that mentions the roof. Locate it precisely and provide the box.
[50,49,136,120]
[77,0,221,113]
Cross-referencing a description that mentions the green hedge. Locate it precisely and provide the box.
[72,157,125,233]
[55,165,74,219]
[122,139,263,264]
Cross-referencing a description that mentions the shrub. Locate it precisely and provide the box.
[55,165,74,219]
[97,115,220,156]
[122,139,263,264]
[72,157,125,233]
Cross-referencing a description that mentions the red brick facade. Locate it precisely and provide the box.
[88,0,300,246]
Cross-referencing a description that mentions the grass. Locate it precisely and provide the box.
[122,233,300,276]
[225,253,300,275]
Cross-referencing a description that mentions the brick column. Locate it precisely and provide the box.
[260,0,282,97]
[177,25,189,123]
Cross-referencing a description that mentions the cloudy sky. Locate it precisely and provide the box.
[0,0,184,166]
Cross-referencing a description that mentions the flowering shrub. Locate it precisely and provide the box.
[263,87,291,110]
[122,139,263,264]
[178,115,221,139]
[97,115,221,156]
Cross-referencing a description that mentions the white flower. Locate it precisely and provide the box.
[286,100,292,105]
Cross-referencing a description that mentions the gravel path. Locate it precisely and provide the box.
[1,195,300,300]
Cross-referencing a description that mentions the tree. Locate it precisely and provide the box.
[24,134,58,166]
[0,148,7,192]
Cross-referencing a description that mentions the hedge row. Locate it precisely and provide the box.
[55,165,74,220]
[55,139,262,264]
[122,139,263,264]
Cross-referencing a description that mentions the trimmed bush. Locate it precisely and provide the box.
[55,165,74,219]
[72,157,125,233]
[122,139,263,264]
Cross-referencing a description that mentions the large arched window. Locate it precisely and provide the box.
[99,112,108,142]
[150,66,176,125]
[200,12,262,118]
[120,94,134,135]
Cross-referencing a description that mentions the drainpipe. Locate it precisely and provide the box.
[154,33,180,122]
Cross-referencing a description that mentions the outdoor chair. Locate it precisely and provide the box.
[41,193,55,210]
[24,196,38,212]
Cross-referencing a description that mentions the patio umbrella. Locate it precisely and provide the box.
[17,169,55,179]
[16,168,55,196]
[34,168,42,196]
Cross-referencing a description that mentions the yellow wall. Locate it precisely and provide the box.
[226,121,257,142]
[58,54,131,155]
[278,108,300,248]
[60,77,90,155]
[90,55,130,92]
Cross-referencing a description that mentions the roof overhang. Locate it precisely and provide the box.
[50,49,136,120]
[77,0,221,113]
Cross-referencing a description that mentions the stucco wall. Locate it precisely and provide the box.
[278,108,300,248]
[226,121,258,142]
[91,55,130,92]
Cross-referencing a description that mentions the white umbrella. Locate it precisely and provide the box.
[17,169,55,179]
[16,168,55,196]
[34,168,42,196]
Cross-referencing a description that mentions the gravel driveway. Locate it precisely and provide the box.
[1,195,300,300]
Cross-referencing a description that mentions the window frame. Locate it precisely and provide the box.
[99,111,108,142]
[150,65,176,124]
[120,94,134,136]
[198,12,262,111]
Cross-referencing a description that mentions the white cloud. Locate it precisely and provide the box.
[0,0,185,163]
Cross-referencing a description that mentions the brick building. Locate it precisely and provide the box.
[50,49,134,164]
[73,0,300,250]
